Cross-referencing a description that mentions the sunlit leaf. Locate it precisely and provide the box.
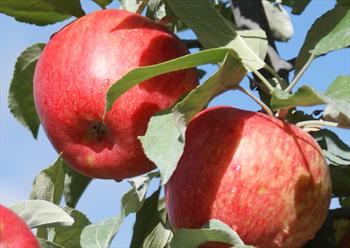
[170,219,248,248]
[30,156,65,205]
[323,76,350,126]
[120,0,148,12]
[10,200,74,228]
[143,223,173,248]
[139,113,184,184]
[80,172,158,247]
[263,0,293,41]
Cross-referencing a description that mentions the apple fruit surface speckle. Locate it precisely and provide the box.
[165,106,332,248]
[0,205,40,248]
[34,9,198,180]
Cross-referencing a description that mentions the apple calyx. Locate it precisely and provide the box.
[90,121,107,142]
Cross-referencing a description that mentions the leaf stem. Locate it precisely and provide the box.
[296,120,350,130]
[263,64,284,88]
[285,54,315,93]
[235,86,274,116]
[252,69,275,93]
[136,0,149,14]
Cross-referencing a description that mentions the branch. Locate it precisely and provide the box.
[181,39,203,49]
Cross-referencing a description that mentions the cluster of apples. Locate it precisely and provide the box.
[2,9,332,248]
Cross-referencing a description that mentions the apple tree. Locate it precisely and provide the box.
[1,0,350,247]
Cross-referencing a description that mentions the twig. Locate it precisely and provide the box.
[285,54,315,93]
[236,86,274,116]
[296,120,350,130]
[252,69,275,92]
[181,39,203,49]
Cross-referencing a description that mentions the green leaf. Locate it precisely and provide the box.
[130,189,161,248]
[323,76,350,126]
[139,113,184,185]
[174,51,246,124]
[105,47,228,112]
[227,30,267,71]
[272,77,350,126]
[10,200,74,228]
[92,0,113,9]
[80,215,124,248]
[262,0,293,41]
[143,223,173,248]
[63,164,92,208]
[312,129,350,166]
[330,165,350,197]
[295,6,349,73]
[52,208,91,248]
[122,172,159,216]
[170,219,247,248]
[312,9,350,56]
[271,86,325,110]
[166,0,236,48]
[140,53,246,186]
[303,214,337,248]
[339,197,350,207]
[30,157,65,205]
[38,239,65,248]
[8,43,44,138]
[80,172,158,248]
[166,0,267,70]
[281,0,311,15]
[0,0,83,26]
[312,128,350,196]
[42,0,85,17]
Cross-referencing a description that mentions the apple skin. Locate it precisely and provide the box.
[165,106,332,248]
[0,205,40,248]
[34,9,198,180]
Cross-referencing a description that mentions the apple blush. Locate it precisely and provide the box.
[34,9,198,180]
[0,205,40,248]
[165,106,332,248]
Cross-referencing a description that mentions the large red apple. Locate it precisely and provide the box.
[34,10,197,180]
[0,205,40,248]
[165,106,332,248]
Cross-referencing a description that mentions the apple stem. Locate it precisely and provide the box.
[296,120,350,130]
[235,86,274,116]
[252,69,275,93]
[285,54,315,93]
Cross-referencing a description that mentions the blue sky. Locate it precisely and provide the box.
[1,1,349,247]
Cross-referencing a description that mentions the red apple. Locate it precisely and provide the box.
[165,106,332,248]
[34,10,198,180]
[0,205,40,248]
